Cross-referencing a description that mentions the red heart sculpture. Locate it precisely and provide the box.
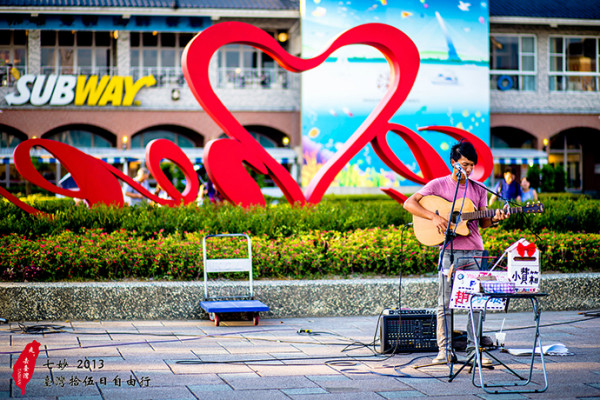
[183,22,423,206]
[183,21,495,208]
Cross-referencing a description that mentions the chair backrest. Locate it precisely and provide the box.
[202,233,253,299]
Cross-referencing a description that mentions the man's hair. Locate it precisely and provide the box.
[450,140,478,164]
[504,167,514,174]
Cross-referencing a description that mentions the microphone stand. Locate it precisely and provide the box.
[437,168,466,378]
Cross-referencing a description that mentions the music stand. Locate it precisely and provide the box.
[466,292,548,393]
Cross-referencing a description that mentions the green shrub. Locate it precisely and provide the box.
[540,164,556,193]
[3,195,600,239]
[498,198,600,233]
[0,199,411,239]
[526,165,541,190]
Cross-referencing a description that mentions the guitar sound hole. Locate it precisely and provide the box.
[450,212,461,224]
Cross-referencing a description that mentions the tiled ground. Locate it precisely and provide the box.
[0,310,599,399]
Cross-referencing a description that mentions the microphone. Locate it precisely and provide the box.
[453,163,464,173]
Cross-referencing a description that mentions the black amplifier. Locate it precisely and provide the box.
[379,309,438,353]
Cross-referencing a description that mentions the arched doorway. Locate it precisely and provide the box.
[0,125,27,150]
[40,124,117,186]
[244,125,290,148]
[491,126,537,149]
[549,127,600,192]
[490,127,544,187]
[0,125,28,189]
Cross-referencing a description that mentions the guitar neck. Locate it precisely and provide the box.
[462,206,524,222]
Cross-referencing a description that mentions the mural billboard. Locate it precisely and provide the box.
[301,0,490,189]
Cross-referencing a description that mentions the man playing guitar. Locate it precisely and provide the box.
[403,140,509,365]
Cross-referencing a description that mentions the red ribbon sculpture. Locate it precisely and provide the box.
[0,22,492,214]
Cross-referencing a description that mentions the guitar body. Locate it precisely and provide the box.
[413,196,476,246]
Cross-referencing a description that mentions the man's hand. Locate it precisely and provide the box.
[432,213,449,235]
[492,207,510,223]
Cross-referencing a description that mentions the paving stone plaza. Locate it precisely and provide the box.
[1,310,599,399]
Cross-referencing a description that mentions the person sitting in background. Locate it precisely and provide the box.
[518,177,538,202]
[489,167,521,206]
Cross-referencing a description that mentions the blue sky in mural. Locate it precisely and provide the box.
[301,0,490,189]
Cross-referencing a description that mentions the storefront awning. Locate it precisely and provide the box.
[1,148,296,166]
[492,148,548,166]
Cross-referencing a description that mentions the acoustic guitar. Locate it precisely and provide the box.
[413,195,545,246]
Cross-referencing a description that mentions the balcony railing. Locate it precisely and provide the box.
[130,66,186,87]
[40,66,118,77]
[215,67,298,90]
[3,65,298,91]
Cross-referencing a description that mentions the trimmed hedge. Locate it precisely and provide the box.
[1,195,599,239]
[0,198,410,239]
[1,227,598,282]
[1,194,598,282]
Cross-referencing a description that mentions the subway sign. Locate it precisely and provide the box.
[5,74,156,107]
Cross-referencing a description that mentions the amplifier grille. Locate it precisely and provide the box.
[380,309,438,353]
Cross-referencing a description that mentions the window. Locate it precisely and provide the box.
[0,130,24,149]
[46,129,112,148]
[0,30,27,87]
[490,35,536,91]
[549,36,599,92]
[41,31,113,75]
[215,44,289,89]
[130,32,193,87]
[131,131,195,149]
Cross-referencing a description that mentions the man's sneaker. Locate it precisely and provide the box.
[432,352,450,364]
[432,352,468,364]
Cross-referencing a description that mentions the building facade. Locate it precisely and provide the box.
[489,0,600,194]
[0,0,302,190]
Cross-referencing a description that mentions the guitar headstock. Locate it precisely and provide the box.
[523,201,544,214]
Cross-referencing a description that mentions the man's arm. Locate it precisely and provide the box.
[403,193,449,236]
[124,183,144,200]
[488,182,501,206]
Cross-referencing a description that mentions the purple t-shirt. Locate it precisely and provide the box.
[417,175,488,250]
